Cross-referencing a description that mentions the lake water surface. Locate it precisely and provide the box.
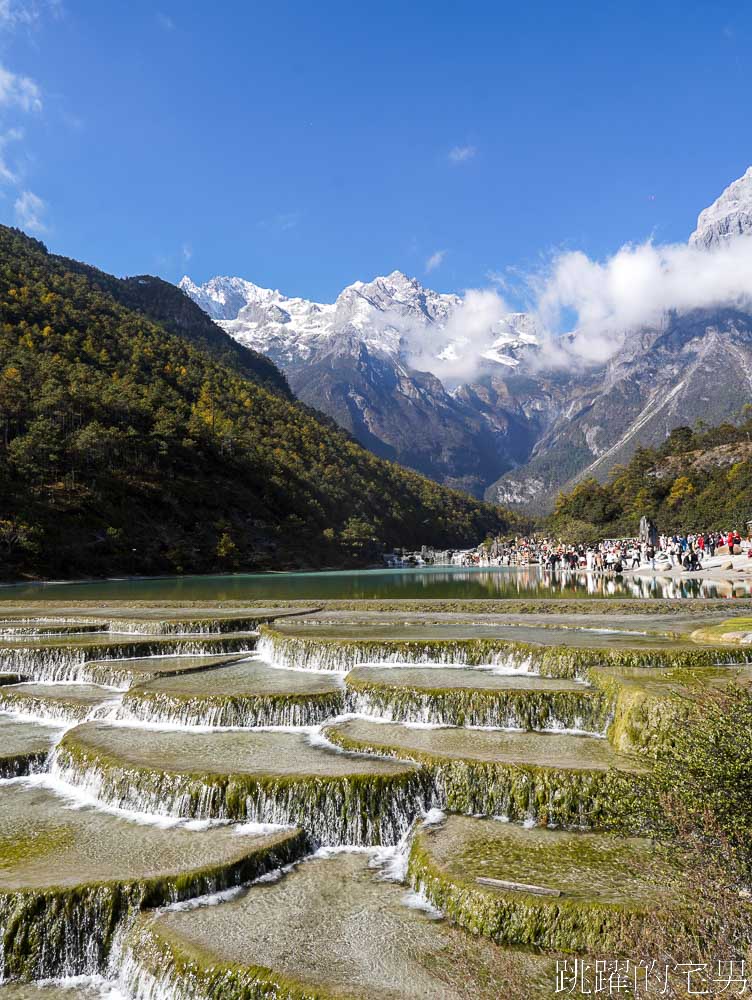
[3,565,750,601]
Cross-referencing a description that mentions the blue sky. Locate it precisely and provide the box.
[2,0,752,302]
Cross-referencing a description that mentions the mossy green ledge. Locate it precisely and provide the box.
[259,625,751,680]
[0,682,112,726]
[108,615,265,635]
[691,617,752,645]
[102,607,320,636]
[0,635,256,688]
[590,660,752,756]
[119,686,346,729]
[0,717,62,778]
[117,659,346,728]
[0,782,307,981]
[0,635,258,686]
[324,720,646,830]
[119,851,554,1000]
[52,722,433,846]
[345,666,610,732]
[408,815,681,953]
[591,665,696,755]
[0,622,107,637]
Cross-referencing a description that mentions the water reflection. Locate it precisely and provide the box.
[2,565,750,602]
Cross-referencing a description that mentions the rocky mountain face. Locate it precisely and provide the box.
[486,167,752,510]
[182,167,752,510]
[486,308,752,511]
[689,166,752,248]
[180,271,538,495]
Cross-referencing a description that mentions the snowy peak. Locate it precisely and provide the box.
[181,269,524,374]
[481,313,540,366]
[339,270,460,323]
[689,166,752,248]
[178,275,280,321]
[331,271,460,351]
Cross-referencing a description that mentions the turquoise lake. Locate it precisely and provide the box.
[2,565,749,601]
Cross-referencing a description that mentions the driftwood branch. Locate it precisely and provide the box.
[476,876,562,897]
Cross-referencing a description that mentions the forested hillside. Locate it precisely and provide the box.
[81,268,291,397]
[0,227,514,580]
[547,415,752,541]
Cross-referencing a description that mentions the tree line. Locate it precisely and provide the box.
[0,227,515,580]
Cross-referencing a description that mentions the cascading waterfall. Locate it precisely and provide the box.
[113,920,193,1000]
[257,631,540,674]
[0,623,107,637]
[0,691,108,726]
[430,758,643,830]
[49,743,436,848]
[0,748,50,778]
[0,637,257,686]
[116,947,177,1000]
[116,689,346,729]
[3,607,723,995]
[345,685,610,732]
[0,832,308,983]
[0,881,151,982]
[108,619,262,636]
[0,617,263,636]
[258,628,752,679]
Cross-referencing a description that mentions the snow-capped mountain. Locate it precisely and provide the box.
[487,166,752,509]
[485,307,752,510]
[180,274,340,366]
[182,167,752,508]
[689,166,752,248]
[179,271,534,374]
[180,271,540,495]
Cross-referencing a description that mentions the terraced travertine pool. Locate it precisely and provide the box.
[0,716,64,776]
[0,600,750,997]
[270,619,689,647]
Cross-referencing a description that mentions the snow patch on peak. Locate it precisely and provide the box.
[690,166,752,249]
[178,275,279,321]
[182,270,538,381]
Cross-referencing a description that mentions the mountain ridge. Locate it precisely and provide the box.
[180,269,539,495]
[183,166,752,510]
[0,226,514,580]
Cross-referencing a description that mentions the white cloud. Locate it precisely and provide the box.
[402,287,513,384]
[370,232,752,385]
[0,0,59,29]
[448,145,476,164]
[425,249,446,273]
[0,63,41,111]
[528,236,752,368]
[0,0,36,25]
[181,242,192,261]
[0,5,55,228]
[156,11,175,30]
[14,188,46,231]
[0,126,22,182]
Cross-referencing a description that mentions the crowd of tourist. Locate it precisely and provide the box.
[469,530,751,574]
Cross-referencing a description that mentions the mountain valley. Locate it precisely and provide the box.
[183,168,752,511]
